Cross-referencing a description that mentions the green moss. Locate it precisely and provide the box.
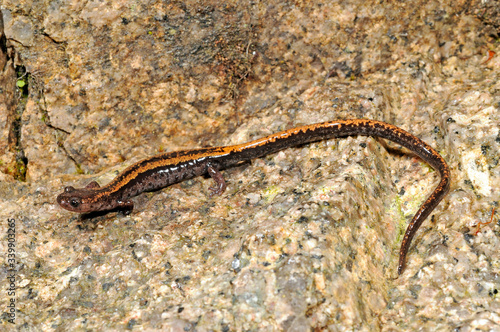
[16,67,29,99]
[7,165,16,175]
[75,163,85,175]
[16,79,26,88]
[392,195,406,246]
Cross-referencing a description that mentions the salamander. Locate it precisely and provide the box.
[57,119,451,274]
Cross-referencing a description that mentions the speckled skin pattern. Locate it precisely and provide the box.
[57,119,450,274]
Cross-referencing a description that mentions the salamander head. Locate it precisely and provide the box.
[57,186,102,213]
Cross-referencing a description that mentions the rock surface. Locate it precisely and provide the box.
[0,0,499,330]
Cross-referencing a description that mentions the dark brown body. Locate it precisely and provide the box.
[57,119,451,274]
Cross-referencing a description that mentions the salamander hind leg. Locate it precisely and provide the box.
[207,164,227,196]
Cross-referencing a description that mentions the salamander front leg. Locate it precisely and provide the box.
[117,200,134,215]
[207,165,227,196]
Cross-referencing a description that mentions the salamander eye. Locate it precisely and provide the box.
[70,198,81,208]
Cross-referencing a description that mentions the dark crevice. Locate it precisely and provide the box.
[6,38,28,48]
[46,121,70,136]
[41,32,66,46]
[0,22,7,56]
[0,11,10,72]
[10,62,76,180]
[37,79,70,135]
[11,65,29,181]
[57,137,84,175]
[16,66,29,97]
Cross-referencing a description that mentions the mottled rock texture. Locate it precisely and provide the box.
[0,0,499,330]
